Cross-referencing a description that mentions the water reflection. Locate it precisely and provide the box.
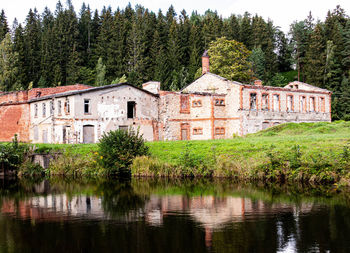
[0,178,349,252]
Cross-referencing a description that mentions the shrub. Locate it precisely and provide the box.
[0,135,29,171]
[98,128,149,177]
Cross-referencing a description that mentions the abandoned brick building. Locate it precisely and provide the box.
[0,53,332,143]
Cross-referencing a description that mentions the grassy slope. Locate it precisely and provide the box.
[33,121,350,165]
[149,121,350,164]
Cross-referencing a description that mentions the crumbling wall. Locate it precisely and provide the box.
[0,103,30,142]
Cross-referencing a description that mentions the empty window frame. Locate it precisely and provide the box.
[300,96,306,112]
[64,99,70,115]
[34,104,38,117]
[250,93,257,110]
[273,94,280,112]
[180,95,190,113]
[319,97,325,112]
[287,95,294,112]
[58,100,62,115]
[84,99,91,114]
[192,100,202,107]
[193,127,203,135]
[261,94,269,111]
[42,103,46,117]
[50,101,54,116]
[215,98,225,106]
[127,101,136,119]
[119,125,128,131]
[215,127,225,135]
[309,97,315,112]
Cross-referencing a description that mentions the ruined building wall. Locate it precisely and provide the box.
[239,84,332,135]
[29,85,159,143]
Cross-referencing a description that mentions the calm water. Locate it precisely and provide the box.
[0,178,349,253]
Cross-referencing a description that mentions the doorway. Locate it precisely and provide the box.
[180,123,190,140]
[83,125,95,143]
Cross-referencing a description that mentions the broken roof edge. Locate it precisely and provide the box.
[285,81,332,93]
[28,82,159,103]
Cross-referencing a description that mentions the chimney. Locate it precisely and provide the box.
[254,80,263,86]
[202,50,210,75]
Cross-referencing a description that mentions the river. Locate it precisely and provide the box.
[0,178,349,252]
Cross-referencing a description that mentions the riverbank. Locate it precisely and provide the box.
[6,121,350,187]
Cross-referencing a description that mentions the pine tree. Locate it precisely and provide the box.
[0,33,21,91]
[341,20,350,75]
[95,57,106,86]
[40,7,56,87]
[13,24,27,88]
[249,47,265,80]
[239,12,252,49]
[304,23,326,87]
[276,30,292,72]
[0,10,9,41]
[24,8,41,86]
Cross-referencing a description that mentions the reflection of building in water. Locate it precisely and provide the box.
[1,193,315,228]
[1,195,105,221]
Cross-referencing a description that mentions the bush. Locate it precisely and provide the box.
[0,135,29,171]
[98,128,149,177]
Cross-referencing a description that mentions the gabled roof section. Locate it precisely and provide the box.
[181,72,243,95]
[28,82,159,103]
[284,81,331,93]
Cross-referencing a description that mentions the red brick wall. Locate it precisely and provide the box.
[28,84,91,99]
[0,84,91,142]
[0,103,30,142]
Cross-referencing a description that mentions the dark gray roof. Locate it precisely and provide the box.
[28,82,159,103]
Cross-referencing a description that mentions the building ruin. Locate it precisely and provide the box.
[0,54,332,143]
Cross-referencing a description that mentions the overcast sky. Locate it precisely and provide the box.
[2,0,350,32]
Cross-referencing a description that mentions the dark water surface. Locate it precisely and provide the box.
[0,178,349,253]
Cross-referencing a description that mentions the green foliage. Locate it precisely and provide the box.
[265,73,288,87]
[0,135,28,171]
[0,33,21,91]
[208,37,253,83]
[97,128,150,177]
[249,47,265,80]
[111,74,127,84]
[95,57,106,86]
[48,147,98,177]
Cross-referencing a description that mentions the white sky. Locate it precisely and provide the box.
[2,0,350,32]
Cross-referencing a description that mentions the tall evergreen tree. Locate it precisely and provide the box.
[0,10,9,41]
[0,33,20,91]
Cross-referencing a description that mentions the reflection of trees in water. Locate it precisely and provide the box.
[0,178,350,252]
[95,179,149,218]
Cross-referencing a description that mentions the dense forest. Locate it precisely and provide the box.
[0,1,350,119]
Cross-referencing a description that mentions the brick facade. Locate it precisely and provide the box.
[0,84,91,142]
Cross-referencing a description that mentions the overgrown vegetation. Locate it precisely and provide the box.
[0,135,29,172]
[132,121,350,187]
[5,122,350,189]
[97,128,149,177]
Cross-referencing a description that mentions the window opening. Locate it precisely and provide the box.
[84,99,90,114]
[250,93,257,110]
[127,101,136,119]
[287,95,293,112]
[262,94,269,111]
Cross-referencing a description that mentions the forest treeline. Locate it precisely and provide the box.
[0,2,349,119]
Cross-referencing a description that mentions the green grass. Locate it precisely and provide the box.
[148,121,350,165]
[31,121,350,164]
[21,121,350,185]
